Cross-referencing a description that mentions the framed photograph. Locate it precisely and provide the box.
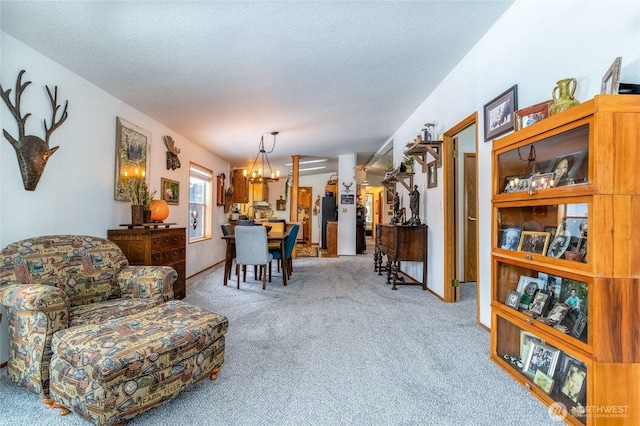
[522,341,560,379]
[517,231,551,255]
[515,100,551,130]
[533,369,555,394]
[520,331,543,363]
[530,173,554,191]
[558,279,588,315]
[499,227,521,251]
[484,84,518,141]
[427,160,437,188]
[114,117,150,201]
[546,149,587,187]
[161,178,180,205]
[529,290,552,316]
[601,56,622,95]
[505,290,521,309]
[560,361,587,404]
[546,230,571,258]
[386,185,395,204]
[516,275,545,309]
[537,272,562,299]
[572,311,588,339]
[545,302,570,325]
[276,198,286,211]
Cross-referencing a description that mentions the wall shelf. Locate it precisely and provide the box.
[404,142,443,171]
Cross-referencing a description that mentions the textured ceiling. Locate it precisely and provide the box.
[1,1,513,176]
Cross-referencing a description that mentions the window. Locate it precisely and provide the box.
[189,163,213,241]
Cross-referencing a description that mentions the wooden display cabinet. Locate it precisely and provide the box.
[491,95,640,425]
[108,227,187,299]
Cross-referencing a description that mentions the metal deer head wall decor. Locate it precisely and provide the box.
[164,135,181,170]
[0,70,69,190]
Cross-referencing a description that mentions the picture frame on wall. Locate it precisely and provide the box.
[601,56,622,94]
[386,185,395,204]
[114,117,150,201]
[515,100,551,130]
[484,84,518,141]
[427,160,437,188]
[161,178,180,205]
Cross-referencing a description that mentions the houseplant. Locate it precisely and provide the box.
[119,176,156,224]
[403,155,415,173]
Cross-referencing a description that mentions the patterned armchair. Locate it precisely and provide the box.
[0,235,176,399]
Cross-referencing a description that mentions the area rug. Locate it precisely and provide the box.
[296,245,318,257]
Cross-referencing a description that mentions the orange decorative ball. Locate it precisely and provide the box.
[150,199,170,222]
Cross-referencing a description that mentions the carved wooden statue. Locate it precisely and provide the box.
[0,70,68,191]
[164,135,181,170]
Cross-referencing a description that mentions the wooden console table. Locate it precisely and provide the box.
[375,224,428,290]
[108,227,186,299]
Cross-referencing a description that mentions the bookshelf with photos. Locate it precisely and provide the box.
[491,95,640,425]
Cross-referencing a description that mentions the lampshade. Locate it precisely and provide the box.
[150,199,170,222]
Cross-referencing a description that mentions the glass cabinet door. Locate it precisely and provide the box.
[496,202,588,264]
[496,124,589,195]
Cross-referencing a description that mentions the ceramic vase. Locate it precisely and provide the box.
[550,78,580,115]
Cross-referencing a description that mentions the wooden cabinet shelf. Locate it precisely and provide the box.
[491,95,640,426]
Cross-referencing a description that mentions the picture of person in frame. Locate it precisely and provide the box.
[561,364,586,403]
[501,228,521,251]
[547,231,571,258]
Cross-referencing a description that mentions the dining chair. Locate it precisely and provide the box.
[270,224,299,279]
[234,225,273,290]
[221,224,235,283]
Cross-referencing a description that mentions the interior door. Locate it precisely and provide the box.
[298,187,312,246]
[464,153,477,282]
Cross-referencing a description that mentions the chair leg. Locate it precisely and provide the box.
[236,264,240,289]
[262,265,266,290]
[243,265,247,282]
[268,261,272,282]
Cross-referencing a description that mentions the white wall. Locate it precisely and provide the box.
[337,154,356,255]
[1,33,231,362]
[389,0,640,327]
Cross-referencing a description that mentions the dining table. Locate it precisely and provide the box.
[221,230,289,287]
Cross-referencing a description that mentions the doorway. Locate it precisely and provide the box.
[298,187,312,246]
[443,113,478,314]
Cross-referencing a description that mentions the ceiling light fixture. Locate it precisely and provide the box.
[244,131,280,184]
[299,166,327,172]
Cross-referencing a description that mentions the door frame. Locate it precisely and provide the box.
[443,112,478,309]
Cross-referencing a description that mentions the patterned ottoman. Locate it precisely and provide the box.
[48,300,228,425]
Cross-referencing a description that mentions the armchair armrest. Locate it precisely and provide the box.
[0,283,67,312]
[117,265,176,301]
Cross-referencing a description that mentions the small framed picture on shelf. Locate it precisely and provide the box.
[520,331,543,364]
[522,341,560,379]
[499,227,521,251]
[533,369,555,395]
[571,311,588,339]
[601,56,622,95]
[546,149,587,187]
[517,231,551,255]
[529,290,552,317]
[484,84,518,141]
[560,360,587,404]
[546,230,571,258]
[516,275,545,310]
[505,290,521,310]
[545,302,570,326]
[537,272,562,299]
[515,100,551,131]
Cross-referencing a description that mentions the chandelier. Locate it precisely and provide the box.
[244,131,280,184]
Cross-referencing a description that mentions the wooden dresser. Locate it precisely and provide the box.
[375,224,428,290]
[107,227,186,299]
